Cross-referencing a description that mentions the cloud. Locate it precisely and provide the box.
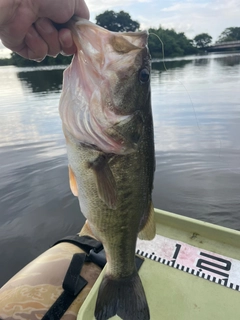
[141,0,240,40]
[87,0,152,15]
[161,2,209,12]
[85,0,239,41]
[0,48,11,58]
[0,40,11,58]
[211,0,240,11]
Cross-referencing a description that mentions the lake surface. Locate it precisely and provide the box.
[0,53,240,286]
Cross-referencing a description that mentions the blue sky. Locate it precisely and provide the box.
[0,0,239,58]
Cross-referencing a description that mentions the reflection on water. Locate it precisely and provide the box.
[152,59,192,71]
[0,66,64,148]
[0,53,240,286]
[216,54,240,67]
[17,68,64,93]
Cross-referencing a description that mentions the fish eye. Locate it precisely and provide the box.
[139,68,150,83]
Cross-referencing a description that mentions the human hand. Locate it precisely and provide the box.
[0,0,89,61]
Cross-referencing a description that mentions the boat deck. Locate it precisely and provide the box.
[78,209,240,320]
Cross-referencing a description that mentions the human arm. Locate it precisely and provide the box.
[0,0,89,61]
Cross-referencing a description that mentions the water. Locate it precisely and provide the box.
[0,53,240,286]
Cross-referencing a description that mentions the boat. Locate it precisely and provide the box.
[1,208,240,319]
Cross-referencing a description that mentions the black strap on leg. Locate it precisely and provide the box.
[42,253,87,320]
[53,235,144,270]
[53,235,106,269]
[42,235,145,319]
[53,235,103,256]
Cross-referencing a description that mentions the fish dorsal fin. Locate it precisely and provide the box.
[88,155,117,209]
[69,165,78,197]
[138,202,156,240]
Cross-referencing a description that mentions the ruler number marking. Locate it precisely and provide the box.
[137,235,239,291]
[196,252,232,278]
[172,243,232,279]
[172,244,181,259]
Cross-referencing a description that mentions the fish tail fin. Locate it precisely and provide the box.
[94,271,150,320]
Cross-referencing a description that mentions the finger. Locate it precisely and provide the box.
[38,0,90,23]
[59,28,76,56]
[74,0,90,20]
[35,18,61,57]
[23,25,48,61]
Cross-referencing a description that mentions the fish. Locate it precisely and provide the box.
[59,18,156,320]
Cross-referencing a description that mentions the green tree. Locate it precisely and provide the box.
[148,27,197,58]
[217,27,240,42]
[10,52,72,67]
[193,33,212,49]
[0,58,11,66]
[95,10,139,32]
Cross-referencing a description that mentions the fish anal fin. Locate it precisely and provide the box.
[138,202,156,240]
[69,165,78,197]
[88,155,117,209]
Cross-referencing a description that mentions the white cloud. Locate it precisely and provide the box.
[211,0,240,11]
[144,0,239,40]
[161,2,209,12]
[0,40,11,58]
[0,48,11,58]
[87,0,152,15]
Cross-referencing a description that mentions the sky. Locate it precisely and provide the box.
[0,0,239,58]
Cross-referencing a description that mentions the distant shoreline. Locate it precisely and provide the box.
[1,49,240,68]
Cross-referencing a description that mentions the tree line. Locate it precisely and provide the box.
[0,10,240,66]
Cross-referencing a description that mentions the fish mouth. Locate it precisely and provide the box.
[71,17,148,61]
[59,18,150,154]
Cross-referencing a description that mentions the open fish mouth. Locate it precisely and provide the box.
[59,18,151,154]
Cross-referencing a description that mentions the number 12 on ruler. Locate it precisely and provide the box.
[172,244,232,279]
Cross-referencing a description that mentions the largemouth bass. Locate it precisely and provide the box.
[59,18,155,320]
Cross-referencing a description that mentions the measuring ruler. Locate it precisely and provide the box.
[136,234,240,291]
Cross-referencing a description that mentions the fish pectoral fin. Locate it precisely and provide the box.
[69,165,78,197]
[88,155,117,209]
[138,202,156,240]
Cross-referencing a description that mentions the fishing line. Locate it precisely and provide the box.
[149,32,201,131]
[148,33,238,173]
[149,33,167,74]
